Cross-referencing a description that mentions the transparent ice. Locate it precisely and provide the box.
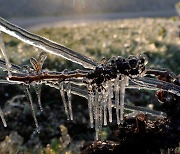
[87,85,94,128]
[66,82,73,120]
[0,106,7,127]
[120,76,126,123]
[0,31,12,77]
[107,80,113,123]
[34,83,43,111]
[0,17,97,69]
[59,82,69,120]
[23,85,39,132]
[114,76,120,125]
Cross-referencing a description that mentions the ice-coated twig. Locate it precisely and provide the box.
[23,85,39,132]
[0,32,11,77]
[132,77,180,96]
[146,67,176,80]
[0,106,7,127]
[0,17,97,69]
[59,82,69,120]
[0,59,23,73]
[67,82,73,120]
[0,79,21,84]
[123,104,167,117]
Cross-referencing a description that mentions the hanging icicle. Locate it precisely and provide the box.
[120,76,126,123]
[94,90,103,140]
[23,85,39,132]
[34,83,43,112]
[94,90,99,140]
[102,86,108,126]
[114,76,120,125]
[98,91,103,140]
[125,76,129,86]
[107,80,113,123]
[67,82,73,120]
[87,84,94,128]
[0,106,7,127]
[0,31,11,77]
[59,82,69,120]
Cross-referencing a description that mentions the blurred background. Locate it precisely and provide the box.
[0,0,180,153]
[0,0,178,18]
[0,0,179,29]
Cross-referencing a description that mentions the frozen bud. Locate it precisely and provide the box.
[128,57,139,69]
[139,54,148,65]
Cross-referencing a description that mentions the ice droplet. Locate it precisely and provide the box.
[59,82,69,120]
[67,82,73,120]
[0,106,7,127]
[23,85,39,132]
[0,31,11,77]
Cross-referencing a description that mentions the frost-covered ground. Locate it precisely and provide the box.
[0,17,179,153]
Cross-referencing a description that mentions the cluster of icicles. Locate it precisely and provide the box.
[22,81,74,133]
[87,75,128,140]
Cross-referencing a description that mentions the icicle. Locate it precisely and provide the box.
[59,82,69,120]
[67,82,73,120]
[94,91,98,131]
[125,76,129,86]
[24,85,39,132]
[87,85,94,128]
[120,76,126,123]
[34,83,43,111]
[103,100,107,126]
[94,90,100,140]
[0,31,11,77]
[107,80,112,123]
[94,90,103,140]
[0,107,7,127]
[102,87,108,126]
[98,92,103,140]
[114,76,120,125]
